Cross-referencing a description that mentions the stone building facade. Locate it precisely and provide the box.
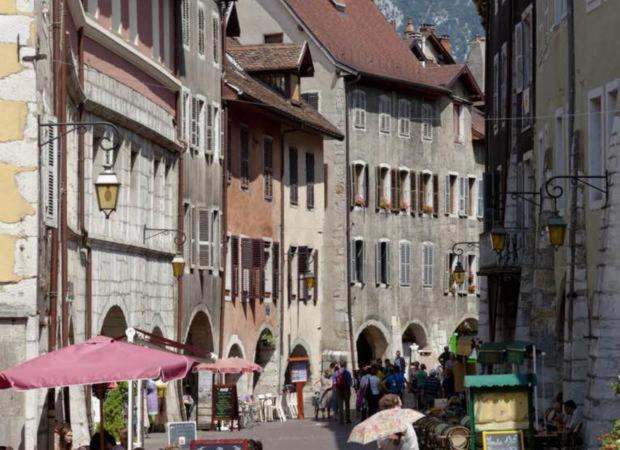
[234,0,484,378]
[475,0,620,445]
[0,1,52,447]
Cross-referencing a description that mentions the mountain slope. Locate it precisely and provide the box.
[376,0,484,62]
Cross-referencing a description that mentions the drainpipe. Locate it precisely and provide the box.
[218,0,230,359]
[344,74,361,370]
[566,0,577,386]
[278,127,302,390]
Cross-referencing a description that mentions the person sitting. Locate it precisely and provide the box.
[544,398,564,432]
[563,400,582,432]
[376,394,419,450]
[89,431,116,450]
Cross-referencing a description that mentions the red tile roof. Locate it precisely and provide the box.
[421,64,483,101]
[283,0,446,91]
[224,57,343,140]
[227,41,314,76]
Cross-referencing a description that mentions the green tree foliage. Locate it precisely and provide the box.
[102,382,128,441]
[598,377,620,449]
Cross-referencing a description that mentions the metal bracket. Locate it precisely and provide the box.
[545,172,610,209]
[500,191,542,208]
[143,225,186,245]
[451,241,480,257]
[39,121,121,154]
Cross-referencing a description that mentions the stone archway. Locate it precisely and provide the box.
[184,311,215,428]
[225,344,245,386]
[356,325,389,367]
[454,317,479,337]
[253,328,277,394]
[401,321,429,367]
[101,305,127,338]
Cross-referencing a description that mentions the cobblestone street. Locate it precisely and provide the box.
[147,418,365,450]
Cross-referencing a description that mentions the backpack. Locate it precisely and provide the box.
[335,370,350,391]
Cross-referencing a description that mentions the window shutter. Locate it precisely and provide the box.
[231,236,239,300]
[375,166,381,210]
[432,174,439,217]
[252,239,263,300]
[390,169,398,211]
[212,16,220,64]
[399,242,405,286]
[241,238,252,301]
[410,171,417,215]
[465,179,471,217]
[313,249,319,302]
[44,120,59,228]
[350,165,357,207]
[418,173,424,213]
[363,165,369,207]
[191,207,198,266]
[272,242,279,301]
[206,104,213,154]
[198,209,211,267]
[444,175,451,215]
[385,242,391,286]
[515,23,523,93]
[287,248,293,301]
[350,240,356,284]
[443,254,450,294]
[357,241,366,284]
[373,241,379,286]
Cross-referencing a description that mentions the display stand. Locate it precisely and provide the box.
[288,356,309,420]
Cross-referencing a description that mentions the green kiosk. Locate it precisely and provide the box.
[465,342,538,450]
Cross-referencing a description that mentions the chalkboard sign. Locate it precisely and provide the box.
[482,430,524,450]
[167,421,197,450]
[191,439,250,450]
[212,384,239,422]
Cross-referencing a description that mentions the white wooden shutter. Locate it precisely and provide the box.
[191,206,198,266]
[360,240,366,284]
[458,177,465,215]
[477,178,484,218]
[514,23,523,93]
[464,179,470,216]
[43,119,59,228]
[210,210,220,270]
[443,254,450,294]
[225,236,232,296]
[198,208,211,268]
[265,242,272,295]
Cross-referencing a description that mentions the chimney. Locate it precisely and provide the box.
[420,23,436,34]
[439,34,452,56]
[405,17,415,34]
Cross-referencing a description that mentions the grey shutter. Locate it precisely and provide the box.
[198,209,211,267]
[444,175,451,214]
[44,119,59,228]
[313,249,319,303]
[360,240,366,284]
[350,240,356,284]
[375,166,381,210]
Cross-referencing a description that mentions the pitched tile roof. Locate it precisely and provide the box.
[283,0,444,90]
[227,41,314,76]
[421,64,483,101]
[224,56,343,140]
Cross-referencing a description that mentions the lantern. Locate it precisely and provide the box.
[95,167,121,219]
[171,254,186,278]
[490,226,507,253]
[452,261,466,286]
[546,212,567,249]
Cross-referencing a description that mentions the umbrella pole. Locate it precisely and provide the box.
[99,395,104,450]
[126,327,136,450]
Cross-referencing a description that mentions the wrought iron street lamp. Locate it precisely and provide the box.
[451,241,480,287]
[490,226,507,253]
[95,165,121,219]
[143,226,187,278]
[543,173,608,248]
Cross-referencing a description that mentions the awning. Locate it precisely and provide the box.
[465,373,537,389]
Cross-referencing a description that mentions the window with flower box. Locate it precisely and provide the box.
[351,162,368,208]
[376,165,391,210]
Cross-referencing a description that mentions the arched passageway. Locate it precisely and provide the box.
[356,325,389,367]
[225,344,244,386]
[401,322,428,365]
[253,329,276,394]
[101,306,127,338]
[454,318,479,337]
[184,312,215,428]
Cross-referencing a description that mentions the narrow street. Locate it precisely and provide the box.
[147,419,364,450]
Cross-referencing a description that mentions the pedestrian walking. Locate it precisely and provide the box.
[441,368,455,399]
[362,366,381,416]
[145,379,159,432]
[394,351,406,374]
[182,386,195,420]
[335,361,353,424]
[382,366,406,400]
[330,362,340,418]
[376,394,420,450]
[422,370,441,410]
[438,346,451,368]
[415,364,427,408]
[57,424,73,450]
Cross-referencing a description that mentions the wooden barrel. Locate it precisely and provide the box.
[445,425,470,450]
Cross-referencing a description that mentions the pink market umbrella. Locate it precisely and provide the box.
[0,335,197,390]
[195,357,264,374]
